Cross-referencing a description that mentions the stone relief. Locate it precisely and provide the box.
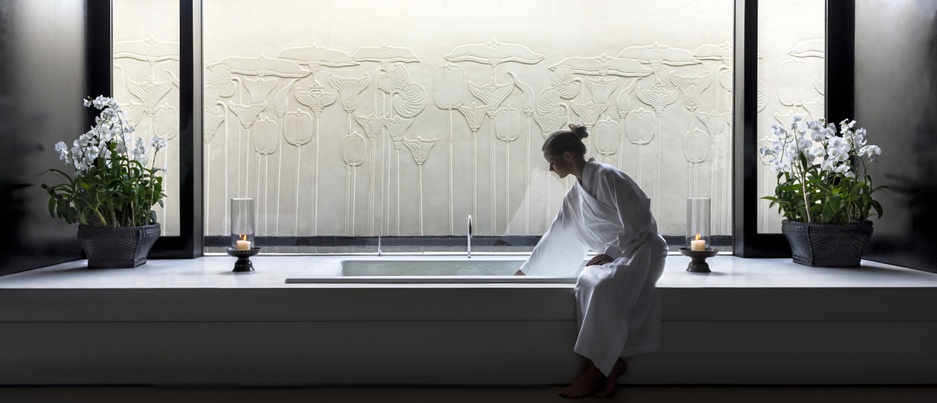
[402,136,437,235]
[443,39,547,233]
[342,130,368,234]
[113,33,181,236]
[106,0,824,240]
[757,30,826,233]
[196,35,762,237]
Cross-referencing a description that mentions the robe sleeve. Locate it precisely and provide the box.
[518,192,589,276]
[596,167,651,260]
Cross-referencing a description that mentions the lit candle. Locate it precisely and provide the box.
[690,234,706,251]
[236,234,251,251]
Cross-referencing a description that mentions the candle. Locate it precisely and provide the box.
[690,234,706,251]
[235,234,251,251]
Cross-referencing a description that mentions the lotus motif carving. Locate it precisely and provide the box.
[295,80,337,117]
[342,131,368,167]
[251,116,279,156]
[393,83,427,118]
[494,106,522,143]
[282,110,314,147]
[624,108,657,145]
[383,115,413,149]
[329,73,370,113]
[444,39,544,67]
[594,116,620,156]
[433,64,466,110]
[455,102,489,134]
[637,79,679,114]
[354,113,385,141]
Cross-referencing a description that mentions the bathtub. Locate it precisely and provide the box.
[286,255,580,283]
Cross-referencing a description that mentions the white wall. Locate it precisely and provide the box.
[112,0,827,240]
[113,0,182,236]
[756,0,827,233]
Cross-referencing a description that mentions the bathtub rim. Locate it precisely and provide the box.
[285,255,581,284]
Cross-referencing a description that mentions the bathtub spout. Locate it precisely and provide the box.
[466,214,472,258]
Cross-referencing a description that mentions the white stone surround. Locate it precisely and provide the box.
[1,255,935,386]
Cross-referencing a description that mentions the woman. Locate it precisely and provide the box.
[516,124,667,398]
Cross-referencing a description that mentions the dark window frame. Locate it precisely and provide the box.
[732,0,853,257]
[87,0,202,258]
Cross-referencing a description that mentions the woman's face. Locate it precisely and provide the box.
[544,151,573,178]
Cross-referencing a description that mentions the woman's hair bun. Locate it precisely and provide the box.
[568,123,589,139]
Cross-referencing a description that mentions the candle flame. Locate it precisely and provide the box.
[240,234,247,241]
[695,234,701,241]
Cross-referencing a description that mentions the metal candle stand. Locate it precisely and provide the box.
[678,247,718,273]
[684,197,714,273]
[226,247,261,272]
[230,198,258,273]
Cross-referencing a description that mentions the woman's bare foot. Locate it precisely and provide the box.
[558,362,605,398]
[596,358,628,397]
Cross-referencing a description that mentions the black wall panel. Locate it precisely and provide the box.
[856,0,937,273]
[0,0,89,275]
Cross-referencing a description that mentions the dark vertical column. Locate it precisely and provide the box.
[195,0,204,256]
[85,0,111,119]
[152,0,202,258]
[826,0,855,124]
[181,0,203,257]
[733,0,792,258]
[733,0,758,256]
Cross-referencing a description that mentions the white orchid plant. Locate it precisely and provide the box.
[759,115,885,225]
[42,96,166,227]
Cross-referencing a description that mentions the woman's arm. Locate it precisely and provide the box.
[516,193,589,276]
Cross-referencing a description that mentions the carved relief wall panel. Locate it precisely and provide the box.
[107,0,745,239]
[757,0,826,233]
[112,0,181,236]
[194,0,737,238]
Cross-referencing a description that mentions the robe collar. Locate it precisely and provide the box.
[580,157,599,185]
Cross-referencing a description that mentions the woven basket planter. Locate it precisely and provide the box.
[781,220,873,267]
[77,223,161,268]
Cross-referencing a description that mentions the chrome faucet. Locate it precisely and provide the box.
[466,214,472,258]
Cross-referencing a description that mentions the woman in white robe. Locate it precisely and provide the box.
[517,124,667,398]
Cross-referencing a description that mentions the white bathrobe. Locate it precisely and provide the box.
[519,158,667,376]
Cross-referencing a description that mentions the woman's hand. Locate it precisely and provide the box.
[587,254,614,266]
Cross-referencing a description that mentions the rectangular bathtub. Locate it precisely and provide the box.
[286,256,580,284]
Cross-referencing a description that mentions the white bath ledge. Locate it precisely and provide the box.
[1,254,936,289]
[2,254,936,386]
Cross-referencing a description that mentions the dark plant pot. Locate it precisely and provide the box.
[77,223,161,268]
[781,220,873,267]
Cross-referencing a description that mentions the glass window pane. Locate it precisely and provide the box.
[756,0,826,233]
[202,0,734,252]
[112,0,182,236]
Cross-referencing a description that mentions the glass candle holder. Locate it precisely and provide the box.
[686,197,711,251]
[231,198,255,251]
